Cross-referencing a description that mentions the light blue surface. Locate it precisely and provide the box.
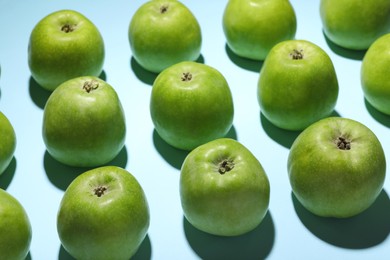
[0,0,389,259]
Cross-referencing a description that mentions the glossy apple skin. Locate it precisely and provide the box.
[320,0,390,50]
[129,0,201,73]
[0,112,16,175]
[288,117,386,218]
[0,189,32,260]
[42,76,126,167]
[150,61,234,151]
[223,0,296,60]
[361,33,390,115]
[180,138,270,236]
[28,10,105,91]
[57,166,150,260]
[258,40,338,131]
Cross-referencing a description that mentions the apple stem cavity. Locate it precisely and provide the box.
[61,24,76,33]
[218,159,235,174]
[160,5,169,14]
[82,80,99,93]
[181,72,193,82]
[290,49,304,60]
[94,186,107,197]
[336,136,351,150]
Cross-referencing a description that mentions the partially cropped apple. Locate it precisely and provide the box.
[42,76,126,167]
[129,0,202,73]
[361,33,390,115]
[28,9,105,91]
[0,111,16,175]
[0,188,32,260]
[57,166,150,260]
[223,0,297,60]
[180,138,270,236]
[258,39,338,131]
[320,0,390,50]
[150,61,234,150]
[288,117,386,218]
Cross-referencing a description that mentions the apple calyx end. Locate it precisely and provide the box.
[290,49,304,60]
[61,24,76,33]
[181,72,192,82]
[94,186,107,197]
[336,136,351,150]
[82,80,99,93]
[160,5,169,14]
[218,159,234,174]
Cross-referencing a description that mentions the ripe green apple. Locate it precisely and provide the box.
[0,188,32,260]
[28,9,105,91]
[320,0,390,50]
[42,76,126,167]
[129,0,202,73]
[258,39,338,131]
[361,33,390,115]
[288,117,386,218]
[223,0,297,60]
[180,138,270,236]
[150,61,234,151]
[57,166,150,260]
[0,111,16,175]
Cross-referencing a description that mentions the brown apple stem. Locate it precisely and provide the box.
[218,159,234,174]
[61,24,75,33]
[83,80,99,93]
[337,136,351,150]
[181,72,192,82]
[94,186,107,197]
[290,49,304,60]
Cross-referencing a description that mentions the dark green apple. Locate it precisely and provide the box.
[258,39,338,131]
[150,61,234,151]
[0,111,16,175]
[320,0,390,50]
[0,188,32,260]
[180,138,270,236]
[361,33,390,115]
[223,0,297,60]
[42,76,126,167]
[57,166,150,260]
[129,0,202,73]
[28,9,105,91]
[288,117,386,218]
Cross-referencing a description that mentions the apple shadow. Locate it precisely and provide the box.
[225,44,264,72]
[44,146,128,191]
[323,31,367,60]
[292,190,390,249]
[152,126,237,170]
[183,211,275,260]
[0,157,16,190]
[59,234,151,260]
[25,252,32,260]
[364,98,390,128]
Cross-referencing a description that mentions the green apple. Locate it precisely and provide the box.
[0,111,16,175]
[150,61,234,151]
[320,0,390,50]
[361,33,390,115]
[258,39,338,131]
[28,9,105,91]
[180,138,270,236]
[0,188,32,260]
[42,76,126,167]
[57,166,150,260]
[223,0,297,60]
[129,0,202,73]
[288,117,386,218]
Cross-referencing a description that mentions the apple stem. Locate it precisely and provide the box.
[181,72,192,82]
[160,5,168,13]
[83,80,99,93]
[337,137,351,150]
[290,49,304,60]
[61,24,75,33]
[218,159,234,174]
[94,186,107,197]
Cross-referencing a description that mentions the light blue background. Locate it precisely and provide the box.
[0,0,389,259]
